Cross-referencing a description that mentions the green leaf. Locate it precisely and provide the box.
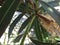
[35,0,39,8]
[13,34,23,43]
[29,37,43,45]
[18,15,34,34]
[40,24,50,38]
[40,1,60,25]
[8,13,24,38]
[17,3,27,12]
[39,24,50,42]
[34,16,50,42]
[29,37,56,45]
[0,0,20,37]
[17,1,33,14]
[34,16,43,42]
[20,15,36,45]
[0,0,14,21]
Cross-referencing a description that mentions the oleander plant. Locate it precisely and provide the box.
[0,0,60,45]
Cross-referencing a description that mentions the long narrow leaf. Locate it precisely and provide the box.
[34,16,43,42]
[0,0,20,37]
[17,1,33,14]
[0,0,14,21]
[40,1,60,25]
[8,13,25,38]
[20,15,36,45]
[34,16,50,42]
[39,23,50,42]
[40,24,50,38]
[18,15,34,34]
[29,37,56,45]
[13,34,23,43]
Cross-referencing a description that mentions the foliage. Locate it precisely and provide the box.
[0,0,60,45]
